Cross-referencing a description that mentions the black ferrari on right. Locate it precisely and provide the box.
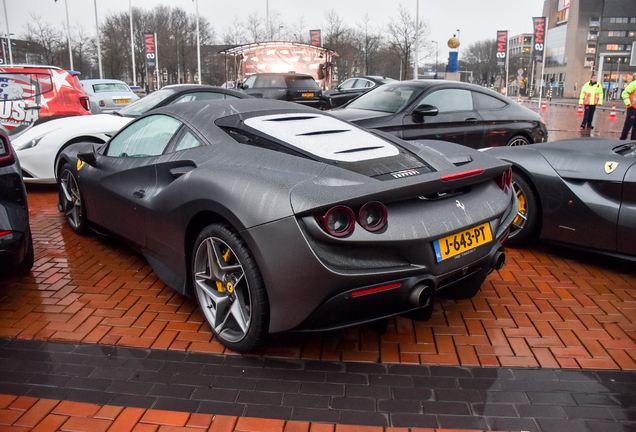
[484,138,636,258]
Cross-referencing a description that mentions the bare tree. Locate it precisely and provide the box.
[354,14,383,76]
[246,13,265,43]
[461,39,498,85]
[386,5,429,80]
[222,17,247,45]
[21,14,63,65]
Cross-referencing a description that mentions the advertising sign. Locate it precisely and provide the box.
[309,30,321,47]
[0,39,5,65]
[533,17,546,62]
[496,31,508,67]
[144,33,156,68]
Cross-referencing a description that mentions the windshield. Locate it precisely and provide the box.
[347,84,424,113]
[117,88,176,117]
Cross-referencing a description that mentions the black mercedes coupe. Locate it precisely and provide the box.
[56,99,517,352]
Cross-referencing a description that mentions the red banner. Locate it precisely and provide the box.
[144,33,156,69]
[309,30,321,47]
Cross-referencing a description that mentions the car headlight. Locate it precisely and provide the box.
[18,136,43,150]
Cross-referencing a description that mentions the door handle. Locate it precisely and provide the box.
[133,189,145,198]
[464,118,479,123]
[170,166,196,179]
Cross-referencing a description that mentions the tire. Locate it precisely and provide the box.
[320,99,331,110]
[192,223,269,353]
[507,135,531,146]
[14,228,34,274]
[436,273,485,301]
[506,172,539,246]
[58,163,89,235]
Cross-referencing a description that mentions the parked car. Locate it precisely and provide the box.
[81,79,140,114]
[321,76,396,109]
[238,73,322,109]
[0,129,33,275]
[56,99,517,352]
[13,85,249,184]
[0,65,91,138]
[130,85,147,98]
[485,138,636,259]
[330,80,548,149]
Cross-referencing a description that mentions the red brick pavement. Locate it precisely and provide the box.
[0,394,512,432]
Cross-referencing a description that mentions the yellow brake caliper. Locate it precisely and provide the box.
[514,188,527,226]
[216,249,233,292]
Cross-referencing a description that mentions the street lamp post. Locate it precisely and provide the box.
[414,0,419,80]
[431,40,438,78]
[1,0,12,64]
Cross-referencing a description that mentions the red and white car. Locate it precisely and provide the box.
[0,65,91,138]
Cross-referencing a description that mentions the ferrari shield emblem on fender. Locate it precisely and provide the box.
[605,162,618,174]
[77,159,85,171]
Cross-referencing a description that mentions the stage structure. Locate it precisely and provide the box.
[219,42,337,89]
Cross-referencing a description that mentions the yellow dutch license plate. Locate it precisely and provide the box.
[115,99,130,104]
[302,93,314,97]
[433,222,493,262]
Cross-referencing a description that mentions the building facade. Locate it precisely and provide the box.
[508,33,534,96]
[541,0,636,99]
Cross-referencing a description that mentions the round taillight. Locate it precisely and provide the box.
[99,100,106,107]
[358,201,387,232]
[320,206,355,237]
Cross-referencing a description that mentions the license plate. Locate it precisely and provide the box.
[433,222,493,262]
[115,99,130,104]
[302,93,314,97]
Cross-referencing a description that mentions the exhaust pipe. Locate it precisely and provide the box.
[493,250,506,270]
[407,283,433,308]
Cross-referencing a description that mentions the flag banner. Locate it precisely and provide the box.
[144,33,156,68]
[496,30,508,67]
[309,30,321,47]
[533,17,546,62]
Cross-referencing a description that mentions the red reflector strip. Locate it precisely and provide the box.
[441,169,485,181]
[0,231,11,237]
[351,283,401,297]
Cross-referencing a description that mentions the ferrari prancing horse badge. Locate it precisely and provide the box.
[605,162,618,174]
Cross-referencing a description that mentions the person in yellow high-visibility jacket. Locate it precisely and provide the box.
[579,75,604,129]
[620,73,636,140]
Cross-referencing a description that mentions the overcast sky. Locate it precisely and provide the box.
[5,0,545,68]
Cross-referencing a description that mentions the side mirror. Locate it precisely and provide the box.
[238,82,246,89]
[78,148,97,165]
[412,104,439,117]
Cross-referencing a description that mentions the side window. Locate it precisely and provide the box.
[173,92,237,103]
[473,92,507,110]
[418,89,473,113]
[242,75,257,89]
[0,73,53,101]
[175,130,203,151]
[105,114,181,157]
[339,79,356,90]
[353,79,372,89]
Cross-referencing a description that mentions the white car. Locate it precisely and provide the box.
[12,84,250,184]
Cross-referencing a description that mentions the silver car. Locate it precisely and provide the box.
[81,79,140,114]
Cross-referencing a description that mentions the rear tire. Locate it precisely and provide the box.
[506,172,539,246]
[191,223,269,353]
[14,229,34,274]
[507,135,531,146]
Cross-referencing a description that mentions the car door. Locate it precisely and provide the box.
[473,91,515,147]
[329,78,358,107]
[80,114,182,247]
[401,87,484,148]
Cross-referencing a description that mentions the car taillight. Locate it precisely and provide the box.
[495,168,513,191]
[315,205,356,237]
[440,169,485,181]
[99,100,106,108]
[358,201,388,232]
[80,96,90,111]
[0,135,14,167]
[0,230,11,237]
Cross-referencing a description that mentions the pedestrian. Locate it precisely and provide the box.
[620,73,636,141]
[579,75,603,129]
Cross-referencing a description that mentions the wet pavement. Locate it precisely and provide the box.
[1,102,635,432]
